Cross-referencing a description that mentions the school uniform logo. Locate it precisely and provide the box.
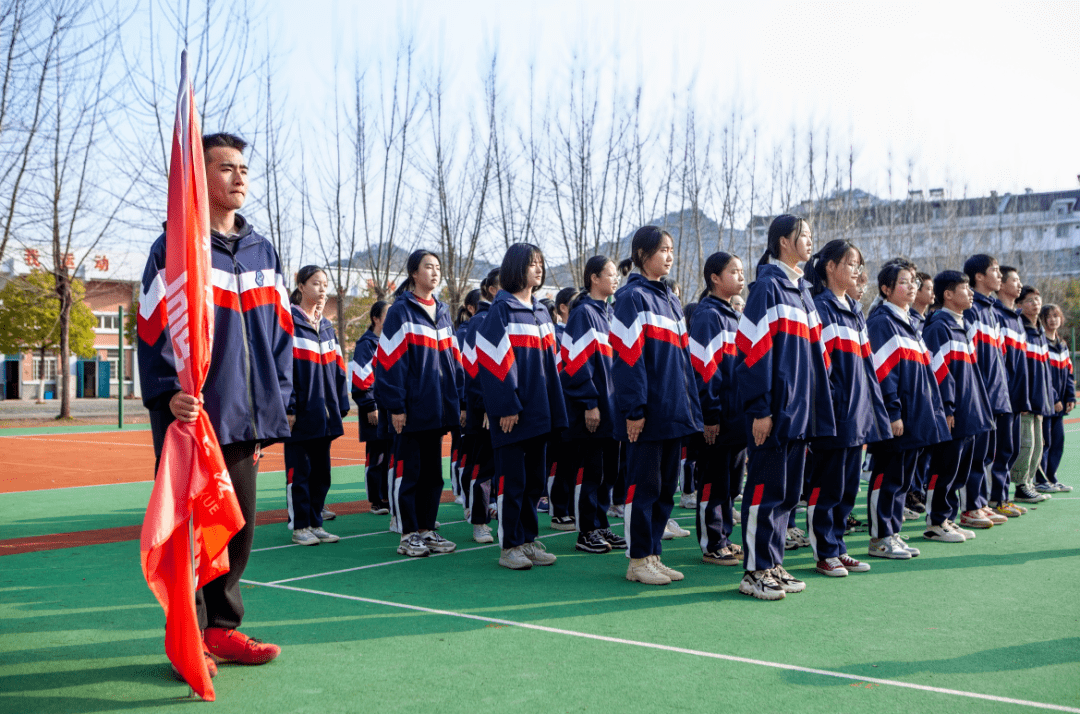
[255,269,265,287]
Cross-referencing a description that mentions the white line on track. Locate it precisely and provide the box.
[239,578,1080,713]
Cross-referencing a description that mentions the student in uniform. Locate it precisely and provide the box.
[450,290,481,509]
[734,214,834,600]
[993,266,1035,510]
[865,260,950,559]
[285,266,350,546]
[350,300,391,516]
[611,226,704,586]
[803,240,890,576]
[376,249,464,558]
[476,243,568,570]
[920,271,995,543]
[1013,286,1054,504]
[687,251,748,566]
[1039,303,1075,493]
[907,271,934,516]
[461,269,501,543]
[559,255,626,554]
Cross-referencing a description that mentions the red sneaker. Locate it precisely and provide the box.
[203,628,281,665]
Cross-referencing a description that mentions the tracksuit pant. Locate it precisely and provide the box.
[912,449,931,499]
[681,439,697,495]
[693,435,744,554]
[546,436,574,519]
[963,428,993,512]
[285,437,334,530]
[1039,413,1065,485]
[449,429,463,498]
[926,436,976,527]
[806,444,861,561]
[625,437,681,559]
[151,410,258,631]
[392,429,445,535]
[989,413,1020,503]
[563,437,619,534]
[868,444,920,539]
[364,437,391,510]
[495,434,546,549]
[741,440,806,572]
[609,441,628,508]
[464,430,495,525]
[1012,413,1043,488]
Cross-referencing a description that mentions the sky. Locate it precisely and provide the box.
[271,0,1079,199]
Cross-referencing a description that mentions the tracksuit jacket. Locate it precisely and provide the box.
[137,216,294,446]
[909,307,926,337]
[922,310,995,440]
[735,263,835,448]
[350,329,382,442]
[1023,321,1055,417]
[866,303,951,451]
[475,291,568,449]
[461,301,492,435]
[288,306,349,441]
[964,291,1011,415]
[995,299,1031,413]
[559,295,617,440]
[1047,337,1076,407]
[814,290,891,449]
[610,273,704,441]
[375,291,463,435]
[687,294,746,447]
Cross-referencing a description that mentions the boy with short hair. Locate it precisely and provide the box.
[906,270,934,516]
[991,266,1031,514]
[921,271,995,541]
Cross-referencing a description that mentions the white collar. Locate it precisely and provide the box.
[943,307,965,326]
[770,256,803,284]
[884,302,910,324]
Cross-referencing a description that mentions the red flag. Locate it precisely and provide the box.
[140,50,245,702]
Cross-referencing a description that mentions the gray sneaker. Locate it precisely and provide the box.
[321,507,337,521]
[420,530,456,554]
[292,527,319,546]
[397,532,430,557]
[309,526,339,543]
[473,524,494,544]
[520,540,557,566]
[499,546,533,570]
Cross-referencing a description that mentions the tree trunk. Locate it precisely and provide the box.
[56,274,72,419]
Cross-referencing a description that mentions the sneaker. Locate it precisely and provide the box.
[607,504,625,519]
[785,527,810,550]
[981,507,1007,525]
[837,553,870,572]
[734,493,743,502]
[488,506,499,521]
[1054,482,1073,492]
[902,507,920,520]
[772,564,806,592]
[203,628,280,665]
[733,509,741,525]
[537,497,550,513]
[499,546,533,570]
[370,504,390,516]
[738,569,785,601]
[291,527,320,546]
[895,534,920,557]
[1015,484,1050,503]
[520,540,557,566]
[1010,501,1028,515]
[420,530,456,554]
[924,524,965,543]
[309,526,339,543]
[397,532,430,557]
[389,515,403,534]
[845,515,866,534]
[626,557,671,585]
[454,493,466,506]
[598,528,627,550]
[576,530,613,553]
[989,501,1021,518]
[321,507,337,521]
[815,557,849,577]
[679,492,698,509]
[868,536,912,559]
[959,510,994,529]
[661,519,691,540]
[550,515,576,531]
[795,499,808,513]
[727,543,744,560]
[649,555,684,581]
[945,520,975,540]
[1034,482,1056,494]
[906,492,927,514]
[473,524,494,544]
[463,507,471,521]
[702,547,740,566]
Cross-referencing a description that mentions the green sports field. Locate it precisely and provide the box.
[1,424,1078,713]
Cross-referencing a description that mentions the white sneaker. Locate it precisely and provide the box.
[868,535,912,559]
[626,557,670,585]
[473,524,494,544]
[1054,482,1073,492]
[738,569,785,600]
[309,526,339,543]
[607,504,625,519]
[679,492,698,509]
[785,527,810,549]
[894,534,920,557]
[397,532,430,557]
[291,527,319,546]
[902,507,920,521]
[420,530,456,554]
[499,546,532,570]
[945,520,975,541]
[521,541,557,566]
[661,519,691,540]
[923,524,965,543]
[320,507,337,521]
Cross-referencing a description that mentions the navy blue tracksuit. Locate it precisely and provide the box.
[351,329,390,510]
[1041,337,1076,485]
[990,300,1030,503]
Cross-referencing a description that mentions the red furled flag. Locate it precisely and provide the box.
[140,50,245,702]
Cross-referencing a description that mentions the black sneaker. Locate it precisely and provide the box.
[598,528,627,550]
[1014,484,1050,503]
[576,530,613,553]
[845,515,866,534]
[550,515,576,531]
[905,492,926,514]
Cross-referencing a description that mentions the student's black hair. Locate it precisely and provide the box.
[999,265,1019,283]
[963,254,997,287]
[757,214,809,268]
[1018,286,1042,325]
[290,265,327,305]
[916,271,932,287]
[805,239,857,297]
[539,297,557,323]
[455,289,482,329]
[660,276,681,297]
[393,249,441,299]
[876,258,917,302]
[699,251,737,300]
[500,243,545,294]
[480,268,501,301]
[683,301,698,326]
[367,300,389,331]
[618,225,673,276]
[203,132,247,154]
[931,270,968,309]
[555,287,576,311]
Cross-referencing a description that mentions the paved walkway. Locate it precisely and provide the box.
[0,397,143,420]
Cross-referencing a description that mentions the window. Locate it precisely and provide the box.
[96,314,119,331]
[32,357,58,380]
[1057,224,1070,238]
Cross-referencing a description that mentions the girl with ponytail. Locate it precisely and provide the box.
[802,241,890,577]
[610,226,704,585]
[734,215,835,600]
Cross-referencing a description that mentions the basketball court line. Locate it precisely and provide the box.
[239,577,1080,713]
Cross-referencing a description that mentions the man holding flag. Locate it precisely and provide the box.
[138,125,294,692]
